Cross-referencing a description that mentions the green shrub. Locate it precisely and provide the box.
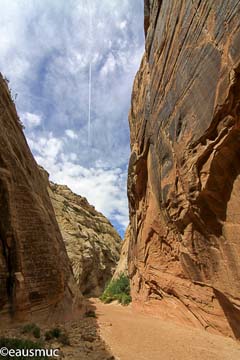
[0,337,47,359]
[119,293,132,306]
[50,328,61,339]
[22,323,41,339]
[22,323,38,334]
[44,327,62,341]
[33,327,41,339]
[100,274,131,305]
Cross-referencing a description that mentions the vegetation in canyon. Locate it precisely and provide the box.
[100,273,131,305]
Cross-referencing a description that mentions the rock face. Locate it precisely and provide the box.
[0,74,81,323]
[112,225,130,280]
[46,179,122,297]
[128,0,240,338]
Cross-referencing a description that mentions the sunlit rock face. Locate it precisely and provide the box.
[112,225,130,280]
[44,177,122,297]
[0,74,81,323]
[128,0,240,338]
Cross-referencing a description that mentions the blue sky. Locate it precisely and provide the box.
[0,0,144,237]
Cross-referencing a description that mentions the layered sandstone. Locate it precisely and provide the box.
[44,177,122,297]
[112,225,130,280]
[128,0,240,338]
[0,74,81,323]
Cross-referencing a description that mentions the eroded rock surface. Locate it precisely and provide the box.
[128,0,240,338]
[0,74,81,323]
[112,225,130,280]
[45,178,122,297]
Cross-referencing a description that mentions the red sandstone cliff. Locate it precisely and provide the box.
[0,74,81,323]
[128,0,240,338]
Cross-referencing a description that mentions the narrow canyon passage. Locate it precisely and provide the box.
[93,299,240,360]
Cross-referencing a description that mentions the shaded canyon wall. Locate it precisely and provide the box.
[0,74,81,323]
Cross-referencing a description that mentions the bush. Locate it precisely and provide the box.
[120,293,132,306]
[22,323,41,339]
[22,323,38,334]
[44,327,61,341]
[100,274,131,305]
[0,337,47,359]
[33,327,41,339]
[50,328,61,339]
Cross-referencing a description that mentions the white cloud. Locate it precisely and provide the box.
[65,129,78,139]
[0,0,144,233]
[28,133,63,161]
[69,153,78,161]
[27,132,129,229]
[100,53,117,77]
[21,112,42,128]
[118,20,127,29]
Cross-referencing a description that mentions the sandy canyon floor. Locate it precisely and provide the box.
[1,299,240,360]
[94,299,240,360]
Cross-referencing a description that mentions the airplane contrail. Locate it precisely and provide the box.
[88,61,92,147]
[87,1,93,147]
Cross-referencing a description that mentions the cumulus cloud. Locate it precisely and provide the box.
[65,129,78,139]
[0,0,144,235]
[118,20,127,30]
[28,132,129,229]
[22,112,42,128]
[28,132,63,161]
[100,53,117,77]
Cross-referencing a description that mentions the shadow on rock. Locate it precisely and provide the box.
[60,297,114,360]
[0,298,115,360]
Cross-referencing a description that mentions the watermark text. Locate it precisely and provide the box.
[0,347,60,357]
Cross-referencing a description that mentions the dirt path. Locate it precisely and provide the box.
[93,299,240,360]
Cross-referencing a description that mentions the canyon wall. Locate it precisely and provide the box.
[128,0,240,338]
[0,74,81,323]
[113,225,130,280]
[44,176,121,297]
